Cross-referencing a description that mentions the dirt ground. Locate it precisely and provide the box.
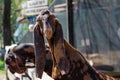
[0,72,6,80]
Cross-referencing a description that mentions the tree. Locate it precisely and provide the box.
[2,0,53,48]
[3,0,11,47]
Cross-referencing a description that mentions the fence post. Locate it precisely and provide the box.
[66,0,74,46]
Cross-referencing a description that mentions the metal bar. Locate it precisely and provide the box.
[66,0,74,46]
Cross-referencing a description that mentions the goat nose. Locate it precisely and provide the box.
[6,58,11,64]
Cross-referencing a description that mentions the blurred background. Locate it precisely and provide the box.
[0,0,120,80]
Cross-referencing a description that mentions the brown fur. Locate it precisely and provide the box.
[35,10,69,78]
[34,10,120,80]
[5,43,52,76]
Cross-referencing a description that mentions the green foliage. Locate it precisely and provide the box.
[0,0,3,49]
[10,0,53,35]
[11,0,28,32]
[48,0,53,6]
[0,60,5,72]
[0,0,54,46]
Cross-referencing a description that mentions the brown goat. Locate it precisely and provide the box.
[34,10,120,80]
[5,43,52,76]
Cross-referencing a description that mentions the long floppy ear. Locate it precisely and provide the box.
[34,23,46,78]
[50,19,70,78]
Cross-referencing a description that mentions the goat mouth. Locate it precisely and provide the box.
[11,66,27,74]
[8,62,27,74]
[16,68,27,74]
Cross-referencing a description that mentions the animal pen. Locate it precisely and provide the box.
[48,0,120,77]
